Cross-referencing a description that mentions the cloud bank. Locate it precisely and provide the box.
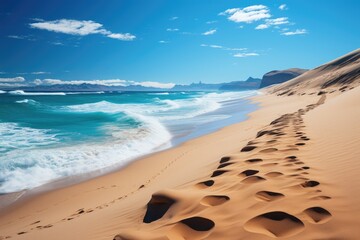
[0,77,174,89]
[220,4,307,36]
[256,17,289,30]
[0,77,25,83]
[233,53,259,58]
[220,5,271,23]
[202,29,217,35]
[282,29,307,36]
[30,19,136,41]
[0,77,26,87]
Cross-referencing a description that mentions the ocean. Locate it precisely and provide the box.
[0,90,258,193]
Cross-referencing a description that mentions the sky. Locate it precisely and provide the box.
[0,0,359,88]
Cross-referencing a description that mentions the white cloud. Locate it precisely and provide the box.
[30,19,136,41]
[220,5,271,23]
[166,28,179,32]
[255,17,289,30]
[51,42,64,46]
[255,24,269,30]
[159,40,169,44]
[30,19,107,35]
[209,44,222,48]
[227,47,247,51]
[267,17,289,25]
[134,81,175,89]
[201,44,246,51]
[206,20,217,24]
[31,71,50,75]
[8,35,36,41]
[30,18,44,22]
[33,79,43,85]
[42,79,128,86]
[233,52,259,58]
[202,29,217,35]
[170,17,178,21]
[279,4,287,10]
[0,77,25,83]
[107,33,136,41]
[8,35,26,39]
[282,29,307,36]
[38,79,175,89]
[0,83,26,87]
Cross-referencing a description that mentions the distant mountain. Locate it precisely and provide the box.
[172,82,222,91]
[173,77,261,91]
[260,68,308,88]
[2,77,261,92]
[219,77,261,90]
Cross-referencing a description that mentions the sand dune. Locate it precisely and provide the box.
[0,50,359,239]
[272,48,360,94]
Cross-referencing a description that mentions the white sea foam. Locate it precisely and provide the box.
[148,92,169,95]
[66,91,105,95]
[0,123,58,153]
[9,90,66,96]
[0,90,258,193]
[15,99,38,104]
[0,113,171,193]
[67,91,256,121]
[0,90,6,94]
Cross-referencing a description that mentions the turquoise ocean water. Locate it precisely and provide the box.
[0,90,257,193]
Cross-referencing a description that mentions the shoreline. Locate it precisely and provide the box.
[0,91,318,237]
[0,85,359,239]
[0,92,259,211]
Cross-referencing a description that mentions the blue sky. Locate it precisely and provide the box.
[0,0,359,88]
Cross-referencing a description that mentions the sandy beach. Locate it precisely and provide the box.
[0,49,360,239]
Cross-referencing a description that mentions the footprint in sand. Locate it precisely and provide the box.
[259,148,278,153]
[241,176,266,184]
[211,170,229,177]
[245,158,263,164]
[219,156,231,163]
[30,220,41,225]
[310,195,331,200]
[244,211,304,238]
[217,162,234,169]
[265,172,284,178]
[261,163,278,167]
[303,207,332,224]
[301,180,320,188]
[166,217,215,240]
[143,194,176,223]
[241,146,257,152]
[196,180,214,188]
[239,170,259,177]
[179,217,215,231]
[255,191,285,202]
[200,195,230,206]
